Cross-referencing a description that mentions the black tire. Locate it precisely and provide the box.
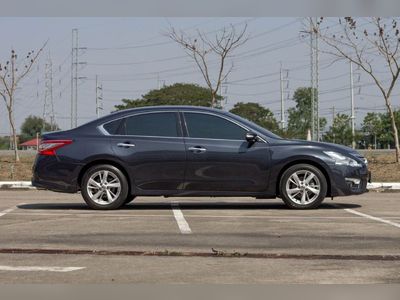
[124,195,136,205]
[81,164,129,210]
[279,164,327,209]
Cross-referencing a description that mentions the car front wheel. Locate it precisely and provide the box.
[81,164,129,210]
[279,164,327,209]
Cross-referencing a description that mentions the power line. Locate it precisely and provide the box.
[85,18,258,51]
[84,19,302,70]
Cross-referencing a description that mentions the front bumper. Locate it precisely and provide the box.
[329,164,369,197]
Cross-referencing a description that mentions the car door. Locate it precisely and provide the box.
[182,111,270,193]
[106,111,186,193]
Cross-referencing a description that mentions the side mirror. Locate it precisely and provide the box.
[245,132,258,145]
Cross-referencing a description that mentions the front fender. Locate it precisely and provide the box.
[265,148,335,197]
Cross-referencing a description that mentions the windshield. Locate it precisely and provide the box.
[225,111,283,139]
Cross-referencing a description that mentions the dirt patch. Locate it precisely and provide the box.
[364,154,400,182]
[0,155,36,181]
[0,153,399,182]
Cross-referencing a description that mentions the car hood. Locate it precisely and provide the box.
[276,139,360,155]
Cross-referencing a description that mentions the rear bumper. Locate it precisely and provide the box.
[31,177,78,193]
[31,155,82,193]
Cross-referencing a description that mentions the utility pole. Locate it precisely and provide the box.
[350,61,356,149]
[96,75,99,118]
[280,65,285,130]
[70,29,87,128]
[310,20,315,141]
[71,29,77,128]
[35,63,41,138]
[220,77,229,110]
[156,73,166,89]
[95,75,103,118]
[279,63,289,130]
[332,106,336,144]
[309,17,320,141]
[315,30,320,141]
[43,53,55,132]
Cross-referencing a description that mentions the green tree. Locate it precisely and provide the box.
[379,111,400,148]
[20,115,59,143]
[324,113,357,146]
[360,111,400,149]
[0,136,10,150]
[286,87,326,139]
[229,102,278,131]
[114,83,222,111]
[316,17,400,162]
[361,112,384,149]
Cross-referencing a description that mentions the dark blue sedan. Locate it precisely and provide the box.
[32,106,369,210]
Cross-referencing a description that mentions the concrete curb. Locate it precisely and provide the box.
[0,181,35,190]
[0,181,400,191]
[367,182,400,190]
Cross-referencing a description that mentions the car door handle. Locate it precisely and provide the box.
[117,143,136,148]
[188,146,207,153]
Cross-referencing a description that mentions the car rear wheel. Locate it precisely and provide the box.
[81,164,129,210]
[279,164,327,209]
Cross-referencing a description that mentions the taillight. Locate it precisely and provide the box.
[39,140,73,156]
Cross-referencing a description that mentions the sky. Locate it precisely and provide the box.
[0,17,399,135]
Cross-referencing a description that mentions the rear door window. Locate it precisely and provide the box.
[122,112,179,137]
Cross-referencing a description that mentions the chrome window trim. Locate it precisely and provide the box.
[97,109,268,143]
[181,110,268,143]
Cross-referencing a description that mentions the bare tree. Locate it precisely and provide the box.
[0,44,46,162]
[168,24,248,108]
[314,17,400,163]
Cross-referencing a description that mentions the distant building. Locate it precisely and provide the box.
[20,138,40,151]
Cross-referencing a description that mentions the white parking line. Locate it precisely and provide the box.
[171,202,192,234]
[0,206,17,218]
[0,203,26,218]
[0,265,85,272]
[333,204,400,229]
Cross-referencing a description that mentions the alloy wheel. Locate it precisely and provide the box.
[285,170,321,205]
[86,170,122,205]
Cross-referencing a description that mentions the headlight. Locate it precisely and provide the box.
[323,151,362,167]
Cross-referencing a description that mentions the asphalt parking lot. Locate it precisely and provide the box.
[0,190,399,283]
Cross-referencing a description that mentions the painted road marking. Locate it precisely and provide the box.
[0,265,85,272]
[171,202,192,234]
[344,208,400,229]
[332,204,400,229]
[0,203,26,218]
[0,206,18,218]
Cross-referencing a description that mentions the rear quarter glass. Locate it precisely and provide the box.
[103,119,122,134]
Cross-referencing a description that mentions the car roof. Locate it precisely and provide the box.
[115,105,221,113]
[107,105,231,119]
[81,105,229,129]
